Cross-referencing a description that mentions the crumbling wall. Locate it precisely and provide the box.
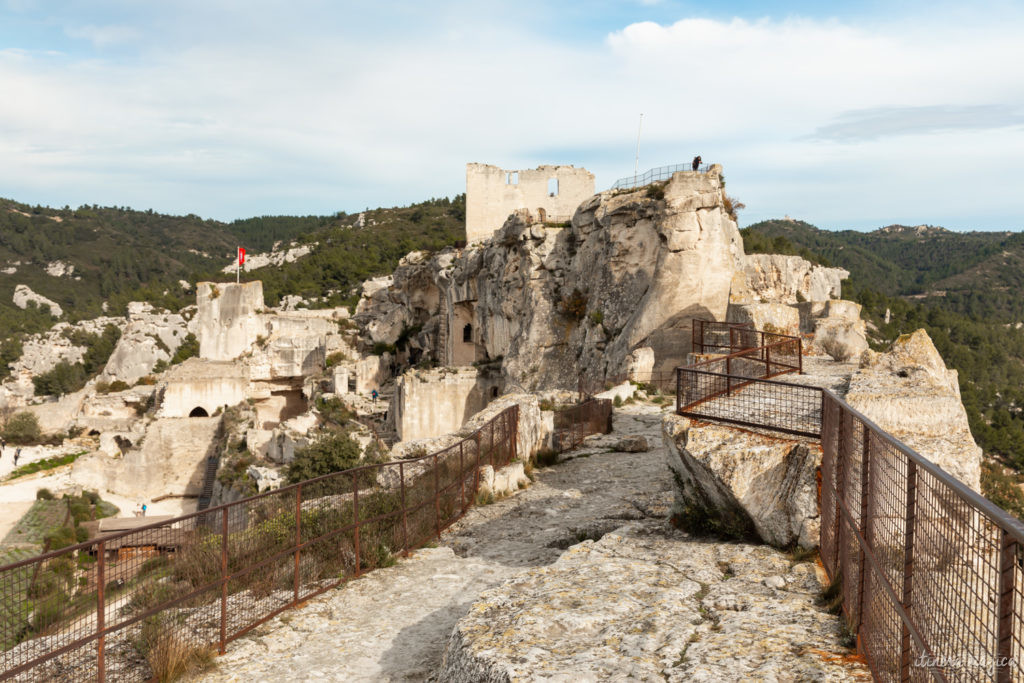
[465,163,594,243]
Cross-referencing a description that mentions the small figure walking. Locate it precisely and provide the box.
[371,389,379,405]
[14,448,21,466]
[691,155,702,171]
[0,437,5,459]
[141,502,147,517]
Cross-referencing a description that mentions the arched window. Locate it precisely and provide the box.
[189,406,209,417]
[463,323,473,343]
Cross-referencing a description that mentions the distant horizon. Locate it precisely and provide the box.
[3,190,1021,236]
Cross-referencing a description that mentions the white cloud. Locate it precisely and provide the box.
[0,6,1023,228]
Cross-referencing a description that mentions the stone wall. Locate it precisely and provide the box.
[158,358,248,418]
[72,415,221,501]
[465,163,594,243]
[391,367,503,442]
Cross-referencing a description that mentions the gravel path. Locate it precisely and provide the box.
[196,404,674,682]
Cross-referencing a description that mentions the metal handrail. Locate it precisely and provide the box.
[611,162,711,190]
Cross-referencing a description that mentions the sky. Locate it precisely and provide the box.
[1,1,1023,230]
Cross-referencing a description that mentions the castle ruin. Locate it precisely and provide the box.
[465,163,594,242]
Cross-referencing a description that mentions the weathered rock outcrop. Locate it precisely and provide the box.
[439,520,865,681]
[12,284,62,317]
[101,304,192,384]
[196,281,265,361]
[356,168,847,392]
[846,329,982,490]
[737,254,848,304]
[664,414,821,549]
[390,366,504,442]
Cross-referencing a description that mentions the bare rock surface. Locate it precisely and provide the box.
[846,328,982,490]
[197,405,863,681]
[12,283,62,317]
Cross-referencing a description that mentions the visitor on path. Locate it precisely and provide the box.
[691,155,702,171]
[141,502,147,517]
[14,448,21,466]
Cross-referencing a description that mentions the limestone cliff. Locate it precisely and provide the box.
[355,167,848,390]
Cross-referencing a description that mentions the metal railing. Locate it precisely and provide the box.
[673,324,1024,681]
[610,162,711,190]
[0,406,520,681]
[552,398,613,451]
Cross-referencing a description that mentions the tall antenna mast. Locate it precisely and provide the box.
[633,113,643,186]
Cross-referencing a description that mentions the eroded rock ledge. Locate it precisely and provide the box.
[438,519,867,682]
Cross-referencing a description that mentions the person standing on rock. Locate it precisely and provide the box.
[691,155,702,171]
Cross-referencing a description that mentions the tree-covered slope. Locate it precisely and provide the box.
[0,195,465,335]
[741,219,1024,513]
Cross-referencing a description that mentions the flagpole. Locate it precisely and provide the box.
[236,247,240,283]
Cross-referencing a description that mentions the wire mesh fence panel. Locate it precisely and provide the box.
[818,392,1024,682]
[1,405,526,682]
[552,399,613,451]
[677,367,822,438]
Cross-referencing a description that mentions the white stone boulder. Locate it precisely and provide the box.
[813,317,869,362]
[594,381,635,403]
[12,284,62,317]
[726,301,800,337]
[846,328,982,491]
[663,414,820,549]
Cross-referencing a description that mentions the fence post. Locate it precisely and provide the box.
[834,403,846,576]
[220,507,228,654]
[399,461,409,556]
[857,422,871,635]
[765,344,772,378]
[433,453,441,538]
[998,529,1018,683]
[293,483,302,604]
[726,355,732,397]
[352,471,361,576]
[459,441,466,512]
[798,338,803,374]
[899,459,917,680]
[97,541,106,683]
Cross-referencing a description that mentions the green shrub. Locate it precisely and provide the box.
[36,488,55,500]
[588,310,604,326]
[558,288,587,321]
[613,395,623,408]
[286,431,369,484]
[169,333,199,365]
[3,411,41,444]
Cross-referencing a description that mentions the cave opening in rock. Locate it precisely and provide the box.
[189,406,209,417]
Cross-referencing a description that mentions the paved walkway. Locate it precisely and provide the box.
[197,405,674,682]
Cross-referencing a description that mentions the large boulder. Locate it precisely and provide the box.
[726,302,800,337]
[846,329,981,490]
[664,414,821,549]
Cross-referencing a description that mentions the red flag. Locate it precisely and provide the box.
[238,247,246,265]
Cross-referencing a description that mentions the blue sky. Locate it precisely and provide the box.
[1,1,1023,230]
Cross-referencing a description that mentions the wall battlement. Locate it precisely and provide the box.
[465,163,594,243]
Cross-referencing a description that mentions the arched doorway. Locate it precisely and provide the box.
[189,406,209,417]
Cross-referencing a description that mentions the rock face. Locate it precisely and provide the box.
[846,328,982,490]
[101,306,192,384]
[439,520,865,682]
[738,254,848,304]
[726,301,801,337]
[196,281,265,361]
[664,414,821,549]
[12,284,62,317]
[157,358,248,418]
[356,167,848,392]
[72,416,222,500]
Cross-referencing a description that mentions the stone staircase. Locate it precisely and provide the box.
[196,455,221,511]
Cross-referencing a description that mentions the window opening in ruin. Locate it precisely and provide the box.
[490,387,499,399]
[189,406,209,417]
[548,178,558,197]
[506,171,519,185]
[463,323,473,343]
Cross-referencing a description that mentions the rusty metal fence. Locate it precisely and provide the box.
[553,398,613,451]
[0,406,521,682]
[820,391,1024,682]
[675,322,1024,681]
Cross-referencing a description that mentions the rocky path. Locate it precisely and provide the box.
[197,404,867,681]
[197,405,673,682]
